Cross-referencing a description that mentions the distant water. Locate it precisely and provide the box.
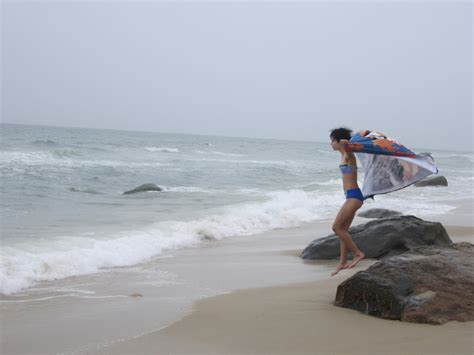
[1,124,472,294]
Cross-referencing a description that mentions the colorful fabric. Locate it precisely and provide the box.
[346,130,416,157]
[344,130,438,199]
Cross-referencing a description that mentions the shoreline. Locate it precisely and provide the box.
[2,205,473,354]
[100,213,474,354]
[1,219,343,354]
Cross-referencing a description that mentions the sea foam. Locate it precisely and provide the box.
[145,147,180,153]
[0,189,339,295]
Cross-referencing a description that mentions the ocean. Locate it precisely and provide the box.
[1,123,472,295]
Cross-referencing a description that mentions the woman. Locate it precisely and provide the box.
[329,127,365,276]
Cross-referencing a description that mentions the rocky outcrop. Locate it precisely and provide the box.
[415,176,448,187]
[123,183,163,195]
[358,208,402,219]
[334,243,474,324]
[301,216,452,260]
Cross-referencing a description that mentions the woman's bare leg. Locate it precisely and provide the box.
[341,205,363,268]
[331,199,364,275]
[331,240,349,276]
[338,203,357,264]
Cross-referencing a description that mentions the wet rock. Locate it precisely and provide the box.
[123,183,163,195]
[334,243,474,324]
[415,176,448,187]
[358,208,402,219]
[301,216,452,260]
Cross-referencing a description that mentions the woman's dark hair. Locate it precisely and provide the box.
[330,127,352,142]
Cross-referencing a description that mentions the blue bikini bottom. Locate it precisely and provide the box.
[345,188,364,203]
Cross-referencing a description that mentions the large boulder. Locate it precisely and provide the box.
[415,176,448,187]
[358,208,402,219]
[123,183,163,195]
[334,243,474,324]
[301,216,452,260]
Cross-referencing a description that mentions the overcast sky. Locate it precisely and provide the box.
[1,1,472,151]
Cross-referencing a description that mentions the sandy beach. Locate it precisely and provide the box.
[107,277,473,355]
[100,203,473,355]
[1,203,473,354]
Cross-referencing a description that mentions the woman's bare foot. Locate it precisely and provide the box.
[348,252,365,268]
[331,262,349,276]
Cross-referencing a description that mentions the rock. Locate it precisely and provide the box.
[415,176,448,187]
[123,183,163,195]
[301,215,452,260]
[334,243,474,324]
[130,293,143,298]
[358,208,402,219]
